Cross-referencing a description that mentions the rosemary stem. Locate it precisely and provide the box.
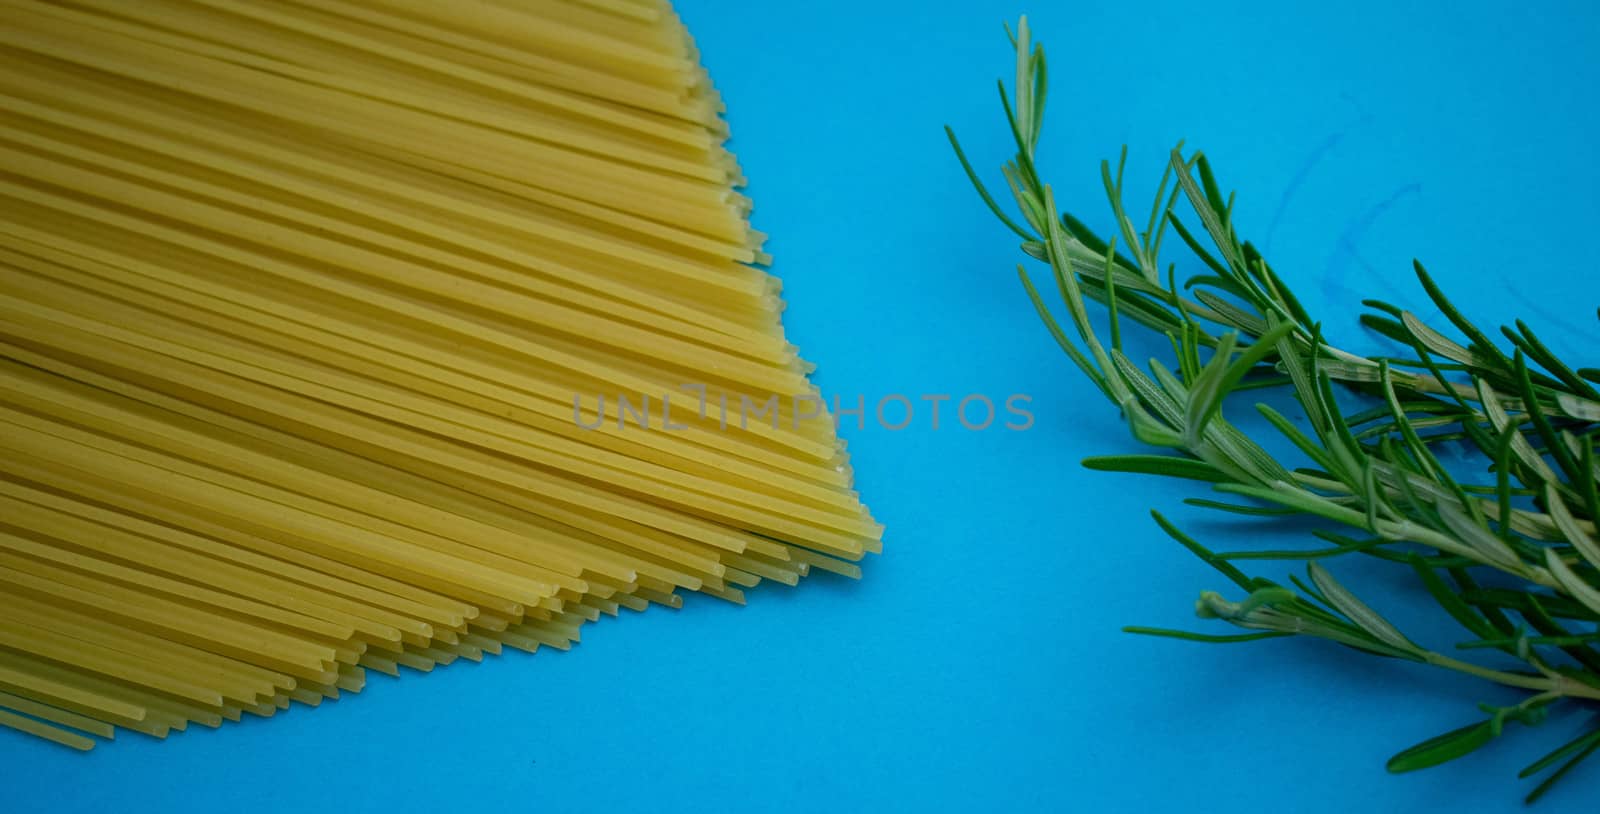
[1423,653,1600,701]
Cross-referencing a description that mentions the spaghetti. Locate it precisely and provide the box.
[0,0,878,750]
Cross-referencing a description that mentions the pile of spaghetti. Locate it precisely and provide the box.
[0,0,879,750]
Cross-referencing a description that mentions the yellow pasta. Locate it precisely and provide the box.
[0,0,877,750]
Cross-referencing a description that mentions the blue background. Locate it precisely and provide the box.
[7,1,1599,811]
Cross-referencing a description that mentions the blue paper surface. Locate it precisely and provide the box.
[7,1,1599,810]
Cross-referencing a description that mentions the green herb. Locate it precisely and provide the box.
[950,16,1600,803]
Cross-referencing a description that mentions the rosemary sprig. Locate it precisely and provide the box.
[950,17,1600,804]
